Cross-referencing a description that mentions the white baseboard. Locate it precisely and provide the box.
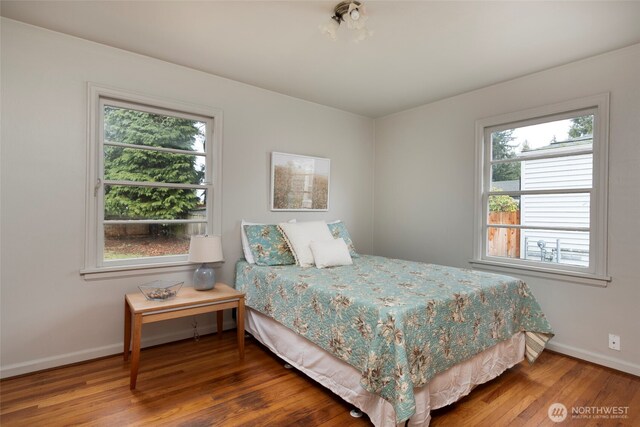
[546,341,640,377]
[0,320,234,379]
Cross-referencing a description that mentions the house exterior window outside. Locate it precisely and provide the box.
[473,95,610,285]
[490,134,592,268]
[519,137,592,267]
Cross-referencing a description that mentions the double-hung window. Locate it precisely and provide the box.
[473,94,610,285]
[83,84,222,276]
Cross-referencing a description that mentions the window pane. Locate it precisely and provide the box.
[489,193,589,228]
[490,165,521,192]
[104,223,204,260]
[491,153,593,191]
[104,146,205,185]
[491,114,593,161]
[521,193,590,228]
[488,195,520,225]
[488,227,589,267]
[104,185,205,220]
[104,105,206,153]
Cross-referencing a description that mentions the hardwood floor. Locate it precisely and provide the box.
[1,331,638,426]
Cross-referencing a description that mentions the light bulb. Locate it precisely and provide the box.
[350,9,360,21]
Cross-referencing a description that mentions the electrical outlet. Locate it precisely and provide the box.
[608,333,620,351]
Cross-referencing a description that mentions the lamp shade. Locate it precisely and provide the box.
[188,235,224,263]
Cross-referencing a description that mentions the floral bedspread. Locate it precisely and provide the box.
[235,255,553,424]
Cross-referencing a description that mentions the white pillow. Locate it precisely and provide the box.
[310,238,353,269]
[241,219,295,264]
[278,221,333,267]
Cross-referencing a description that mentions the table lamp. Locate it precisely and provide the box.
[188,235,224,291]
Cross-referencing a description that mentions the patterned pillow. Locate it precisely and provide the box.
[327,221,359,257]
[243,224,296,266]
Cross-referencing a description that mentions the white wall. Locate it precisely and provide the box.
[374,44,640,375]
[0,19,375,377]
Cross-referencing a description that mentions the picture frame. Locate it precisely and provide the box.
[270,152,330,211]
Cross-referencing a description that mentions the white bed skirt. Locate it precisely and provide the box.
[245,307,525,427]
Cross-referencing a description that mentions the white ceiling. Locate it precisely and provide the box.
[2,1,640,118]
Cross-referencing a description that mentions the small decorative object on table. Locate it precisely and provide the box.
[138,280,183,301]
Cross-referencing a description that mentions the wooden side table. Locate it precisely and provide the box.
[124,283,245,389]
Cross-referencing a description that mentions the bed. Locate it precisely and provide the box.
[235,255,553,426]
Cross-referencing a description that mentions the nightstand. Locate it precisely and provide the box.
[124,283,245,389]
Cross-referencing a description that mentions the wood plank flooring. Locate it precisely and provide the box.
[1,331,638,426]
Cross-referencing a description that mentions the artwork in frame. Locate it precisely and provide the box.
[271,152,330,211]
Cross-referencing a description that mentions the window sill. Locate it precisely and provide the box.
[81,261,196,281]
[468,259,611,287]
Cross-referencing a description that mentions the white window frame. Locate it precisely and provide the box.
[82,83,223,278]
[471,94,610,286]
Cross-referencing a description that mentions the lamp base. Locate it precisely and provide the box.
[193,263,215,291]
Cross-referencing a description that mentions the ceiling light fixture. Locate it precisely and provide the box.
[319,1,372,42]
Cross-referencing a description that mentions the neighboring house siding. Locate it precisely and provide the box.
[520,145,592,266]
[521,153,592,190]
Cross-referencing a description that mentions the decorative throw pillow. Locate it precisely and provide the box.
[327,220,359,257]
[278,221,334,267]
[241,219,295,264]
[243,224,296,266]
[309,238,353,269]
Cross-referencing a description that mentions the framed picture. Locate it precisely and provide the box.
[271,152,330,211]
